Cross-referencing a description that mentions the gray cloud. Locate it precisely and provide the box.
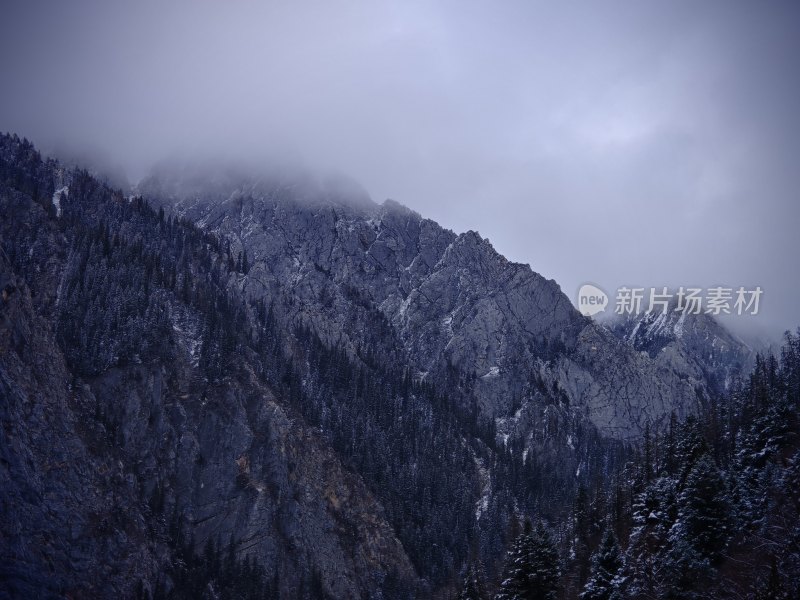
[1,0,798,340]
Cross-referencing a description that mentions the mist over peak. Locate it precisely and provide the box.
[1,0,798,339]
[137,156,375,213]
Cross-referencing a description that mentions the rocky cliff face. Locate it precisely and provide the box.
[606,301,755,398]
[1,251,162,598]
[141,166,703,439]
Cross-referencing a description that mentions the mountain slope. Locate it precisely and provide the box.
[141,165,703,439]
[0,135,418,598]
[606,301,755,396]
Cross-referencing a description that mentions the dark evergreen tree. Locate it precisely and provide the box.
[674,454,731,563]
[571,485,592,588]
[459,561,488,600]
[580,529,622,600]
[496,520,559,600]
[496,520,536,600]
[660,454,730,598]
[623,476,676,598]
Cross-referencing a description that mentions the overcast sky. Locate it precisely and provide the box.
[1,0,798,339]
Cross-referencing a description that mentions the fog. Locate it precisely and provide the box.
[1,0,799,340]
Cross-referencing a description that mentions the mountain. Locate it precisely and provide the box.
[605,301,755,397]
[0,136,417,598]
[139,164,703,440]
[3,134,784,599]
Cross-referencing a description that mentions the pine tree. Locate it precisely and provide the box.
[580,529,622,600]
[660,454,731,597]
[459,561,487,600]
[623,477,677,597]
[572,485,592,586]
[675,416,708,483]
[496,520,535,600]
[530,521,560,600]
[496,520,559,600]
[675,454,730,563]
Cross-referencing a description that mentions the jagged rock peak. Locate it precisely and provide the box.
[139,160,703,440]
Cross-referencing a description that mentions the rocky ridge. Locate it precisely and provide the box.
[141,166,708,439]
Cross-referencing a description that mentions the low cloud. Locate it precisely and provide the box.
[1,0,798,338]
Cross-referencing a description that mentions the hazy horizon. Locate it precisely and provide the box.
[2,0,799,340]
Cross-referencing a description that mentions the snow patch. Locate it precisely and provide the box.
[649,308,669,336]
[170,304,203,367]
[482,366,500,379]
[396,294,414,323]
[628,318,642,343]
[52,186,68,218]
[473,457,491,521]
